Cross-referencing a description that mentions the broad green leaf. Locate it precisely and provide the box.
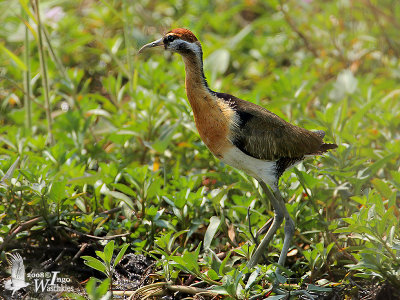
[168,230,189,252]
[307,284,332,292]
[111,183,136,196]
[95,251,106,262]
[209,285,229,295]
[96,278,111,298]
[68,173,101,185]
[0,157,19,186]
[63,293,86,300]
[204,216,221,250]
[371,178,393,199]
[245,267,260,290]
[173,195,186,209]
[106,191,134,210]
[113,243,129,267]
[207,269,219,280]
[104,240,115,264]
[152,122,179,153]
[48,181,66,202]
[18,169,35,182]
[81,256,106,273]
[171,255,199,275]
[294,169,318,189]
[365,154,396,180]
[275,271,287,284]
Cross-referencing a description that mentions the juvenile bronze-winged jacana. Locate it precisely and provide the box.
[139,28,337,269]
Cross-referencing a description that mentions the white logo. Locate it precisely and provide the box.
[4,253,30,295]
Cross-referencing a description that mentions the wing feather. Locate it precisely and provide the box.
[216,92,336,161]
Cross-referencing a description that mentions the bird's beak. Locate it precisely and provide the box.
[137,38,163,54]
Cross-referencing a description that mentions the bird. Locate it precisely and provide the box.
[4,253,30,295]
[138,28,337,270]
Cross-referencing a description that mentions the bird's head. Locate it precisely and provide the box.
[138,28,201,56]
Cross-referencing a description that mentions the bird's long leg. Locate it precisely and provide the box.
[247,181,295,271]
[273,189,295,268]
[247,181,284,269]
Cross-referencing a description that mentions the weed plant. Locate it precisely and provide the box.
[0,0,399,298]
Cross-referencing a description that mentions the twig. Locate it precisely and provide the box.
[22,6,32,131]
[0,207,123,251]
[100,207,122,215]
[32,0,54,144]
[359,0,400,30]
[60,226,130,240]
[278,0,319,57]
[125,282,221,299]
[43,248,66,270]
[72,243,89,262]
[0,216,42,251]
[248,206,258,246]
[365,0,399,57]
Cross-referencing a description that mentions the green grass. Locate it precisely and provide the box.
[0,0,399,298]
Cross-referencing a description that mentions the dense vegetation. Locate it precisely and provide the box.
[1,0,399,299]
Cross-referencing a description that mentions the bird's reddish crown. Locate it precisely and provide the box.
[167,28,198,43]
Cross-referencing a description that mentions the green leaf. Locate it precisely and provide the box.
[172,248,201,275]
[371,178,393,199]
[152,122,180,153]
[275,271,287,284]
[168,230,189,252]
[95,250,106,262]
[63,293,86,300]
[0,157,19,185]
[245,267,260,290]
[209,285,229,295]
[96,278,111,297]
[68,173,102,185]
[104,240,115,264]
[81,256,107,273]
[18,169,35,182]
[219,251,231,275]
[363,154,396,181]
[85,277,97,294]
[113,243,129,267]
[307,284,332,292]
[204,216,221,250]
[207,269,219,280]
[106,191,134,210]
[171,255,199,275]
[266,296,288,300]
[0,43,27,71]
[111,183,136,196]
[293,169,318,189]
[326,242,335,256]
[84,277,111,299]
[48,181,66,202]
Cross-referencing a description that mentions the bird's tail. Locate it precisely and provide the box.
[320,142,338,152]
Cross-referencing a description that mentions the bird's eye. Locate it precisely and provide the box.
[165,35,175,43]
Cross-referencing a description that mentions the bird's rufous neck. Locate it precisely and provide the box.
[182,52,211,107]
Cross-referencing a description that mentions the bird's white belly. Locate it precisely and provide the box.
[220,147,278,188]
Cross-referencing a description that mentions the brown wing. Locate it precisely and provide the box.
[215,92,336,161]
